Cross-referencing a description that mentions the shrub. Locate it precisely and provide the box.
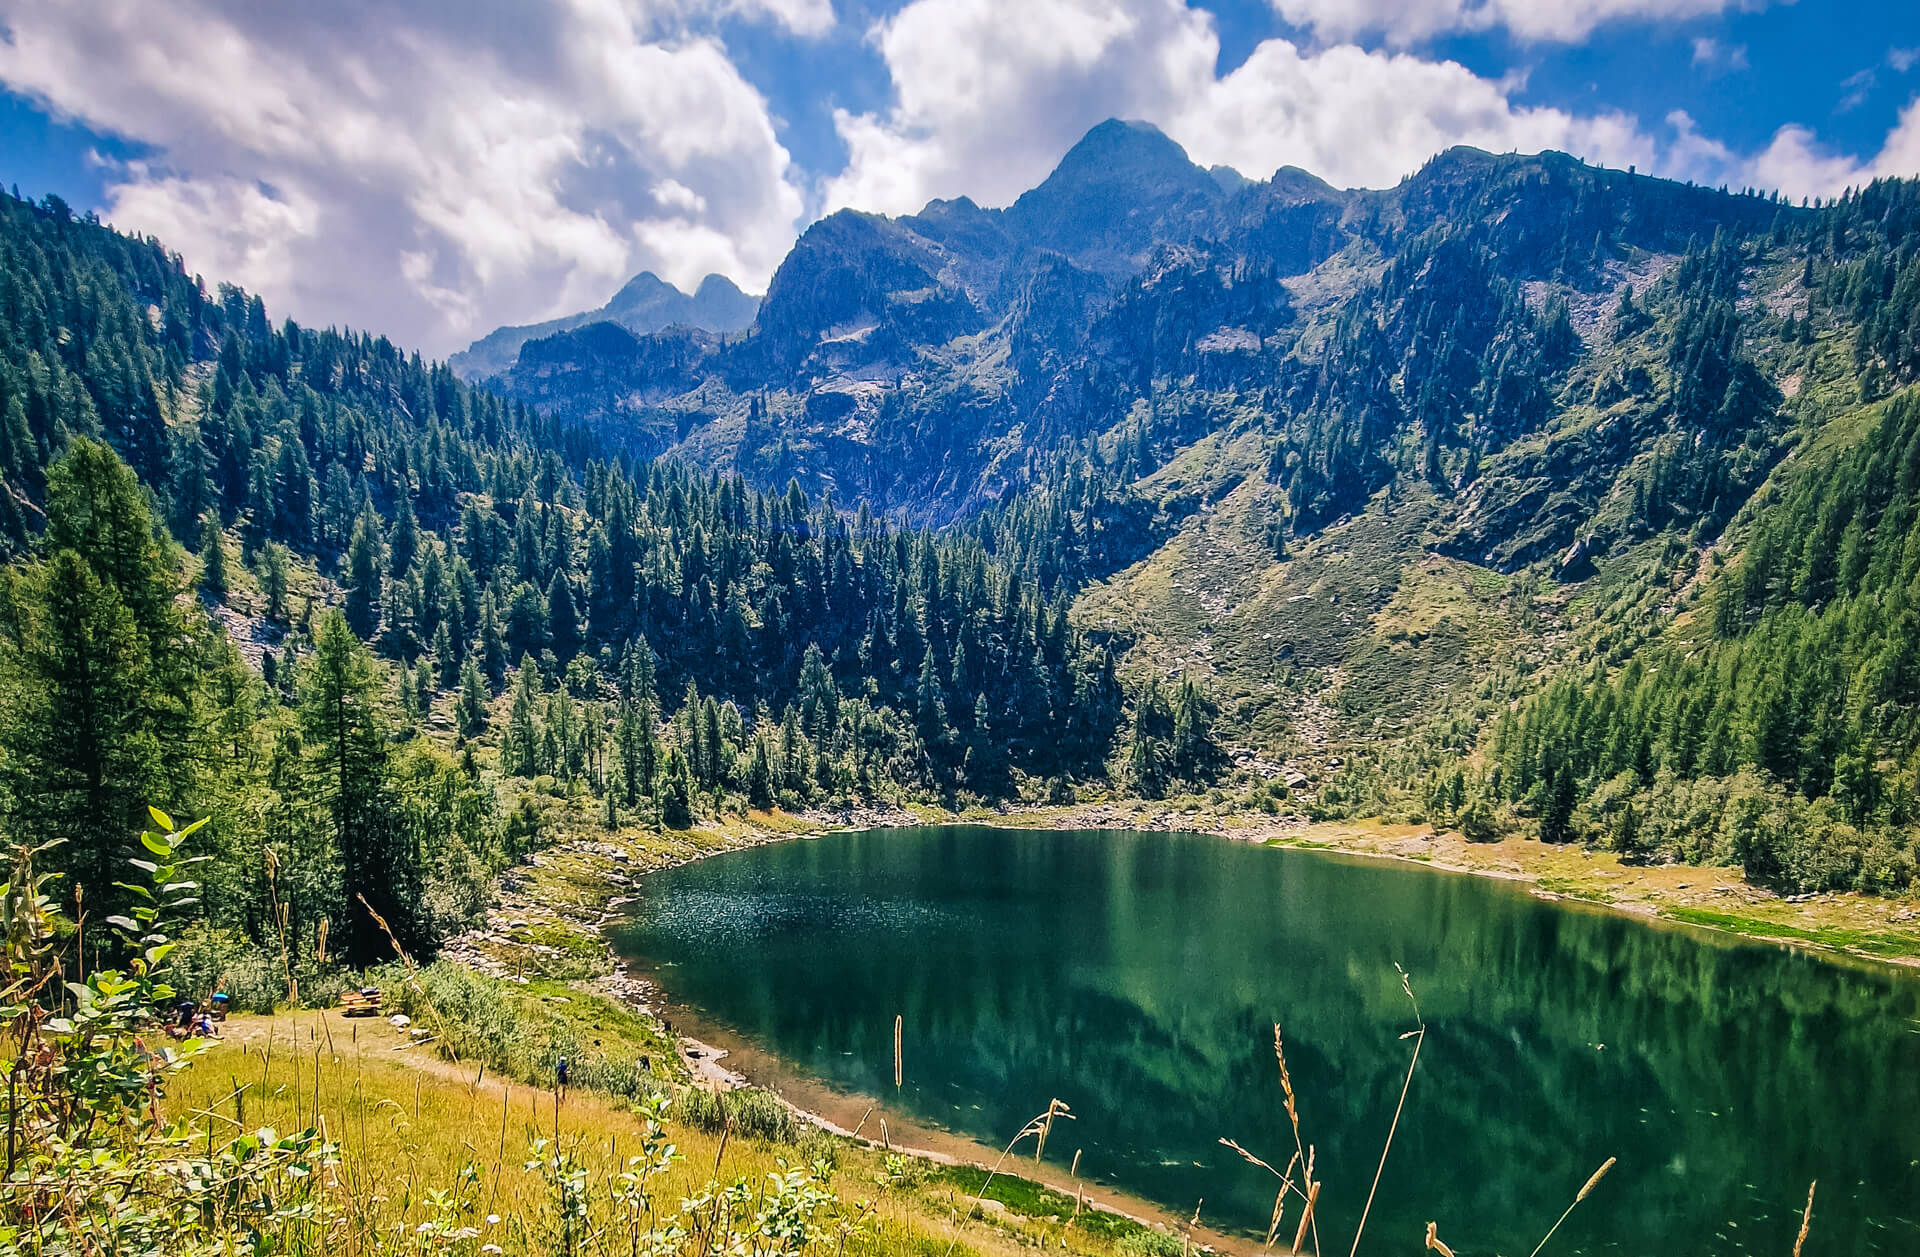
[674,1085,798,1143]
[1116,1228,1185,1257]
[1457,796,1499,843]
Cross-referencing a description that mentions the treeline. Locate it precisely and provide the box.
[1481,390,1920,893]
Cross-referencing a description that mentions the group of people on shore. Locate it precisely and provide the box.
[167,992,228,1038]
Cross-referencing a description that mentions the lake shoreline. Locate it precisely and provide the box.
[454,809,1262,1252]
[498,797,1920,992]
[946,803,1920,968]
[464,807,1918,1252]
[596,815,1920,1255]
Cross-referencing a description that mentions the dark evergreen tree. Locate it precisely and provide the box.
[298,610,424,964]
[198,512,228,601]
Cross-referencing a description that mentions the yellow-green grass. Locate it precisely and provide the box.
[166,1011,1174,1257]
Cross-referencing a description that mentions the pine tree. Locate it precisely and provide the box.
[746,732,775,810]
[386,492,420,579]
[546,570,579,659]
[455,658,490,737]
[298,611,423,964]
[505,582,548,659]
[1170,679,1224,784]
[479,592,507,691]
[615,697,659,802]
[0,550,161,921]
[1539,765,1577,844]
[345,510,385,639]
[914,645,949,776]
[258,542,290,622]
[503,659,541,777]
[433,621,458,691]
[797,643,838,737]
[659,747,695,829]
[197,511,228,600]
[1127,678,1174,799]
[963,693,1009,796]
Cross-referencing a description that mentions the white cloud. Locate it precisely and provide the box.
[1837,67,1877,114]
[826,0,1920,226]
[1172,40,1658,189]
[1746,125,1872,198]
[1690,37,1749,74]
[824,0,1219,216]
[823,0,1667,216]
[1705,96,1920,201]
[1269,0,1769,46]
[0,0,820,354]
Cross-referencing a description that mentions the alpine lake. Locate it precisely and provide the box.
[607,826,1920,1256]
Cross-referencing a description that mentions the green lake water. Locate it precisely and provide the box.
[609,826,1920,1255]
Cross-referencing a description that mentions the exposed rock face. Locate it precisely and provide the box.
[488,118,1787,566]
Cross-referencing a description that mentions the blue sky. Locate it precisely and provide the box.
[2,1,1915,355]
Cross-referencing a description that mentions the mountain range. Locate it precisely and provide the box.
[449,270,758,380]
[480,117,1823,748]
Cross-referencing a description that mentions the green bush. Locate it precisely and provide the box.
[1457,796,1499,843]
[674,1085,798,1143]
[1115,1226,1185,1256]
[168,925,358,1014]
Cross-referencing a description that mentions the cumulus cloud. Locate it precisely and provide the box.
[1744,96,1920,199]
[1660,96,1920,202]
[0,0,822,354]
[823,0,1667,216]
[824,0,1219,215]
[1269,0,1769,46]
[1171,40,1658,188]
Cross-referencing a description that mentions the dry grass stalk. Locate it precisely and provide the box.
[1182,1200,1203,1257]
[1057,1149,1087,1247]
[1219,1137,1284,1179]
[1273,1026,1320,1256]
[262,849,297,1005]
[1265,1190,1288,1250]
[1034,1096,1071,1164]
[1290,1180,1320,1254]
[1525,1156,1616,1257]
[1219,1133,1306,1244]
[1348,967,1425,1257]
[1424,1222,1455,1257]
[894,1014,903,1090]
[1792,1181,1815,1257]
[712,1089,731,1176]
[1273,1025,1302,1151]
